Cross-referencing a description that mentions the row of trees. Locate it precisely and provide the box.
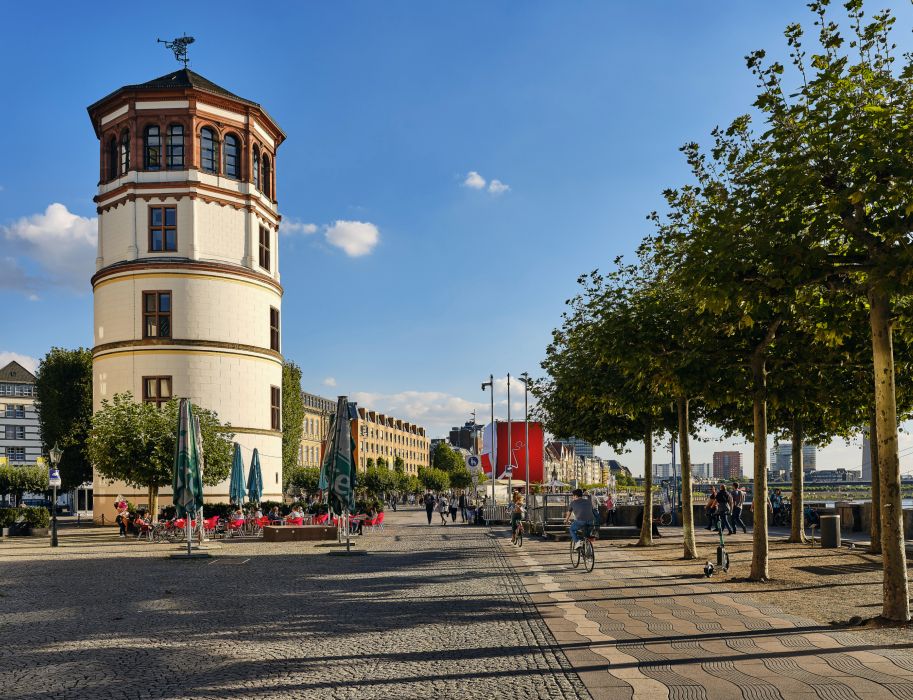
[535,1,913,621]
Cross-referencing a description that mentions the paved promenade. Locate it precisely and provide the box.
[502,528,913,699]
[0,510,585,699]
[2,510,913,699]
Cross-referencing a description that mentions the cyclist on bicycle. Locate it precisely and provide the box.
[510,492,524,543]
[564,489,595,550]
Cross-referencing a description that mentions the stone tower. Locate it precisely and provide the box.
[87,69,286,519]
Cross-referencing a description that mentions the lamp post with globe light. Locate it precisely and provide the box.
[48,442,63,547]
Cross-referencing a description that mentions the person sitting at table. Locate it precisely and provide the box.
[252,506,263,519]
[231,507,244,523]
[286,506,304,522]
[268,506,282,523]
[352,508,377,535]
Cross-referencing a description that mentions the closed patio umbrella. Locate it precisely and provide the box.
[229,442,246,506]
[247,448,263,504]
[172,398,204,555]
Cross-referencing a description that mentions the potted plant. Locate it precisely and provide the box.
[22,506,51,536]
[0,508,17,537]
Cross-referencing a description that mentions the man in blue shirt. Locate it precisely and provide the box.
[564,489,595,550]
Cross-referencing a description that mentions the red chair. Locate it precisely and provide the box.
[373,511,385,531]
[314,513,329,525]
[135,519,153,541]
[286,517,304,526]
[227,519,245,537]
[203,516,221,538]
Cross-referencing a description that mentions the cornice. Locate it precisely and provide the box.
[91,259,282,295]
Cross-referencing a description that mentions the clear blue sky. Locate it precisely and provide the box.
[4,2,913,471]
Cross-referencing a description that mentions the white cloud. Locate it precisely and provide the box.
[488,179,510,195]
[324,220,380,257]
[323,376,337,387]
[0,352,39,374]
[463,171,486,189]
[280,218,318,236]
[1,203,97,293]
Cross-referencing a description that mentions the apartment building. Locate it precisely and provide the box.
[299,391,335,468]
[0,361,42,468]
[355,408,429,474]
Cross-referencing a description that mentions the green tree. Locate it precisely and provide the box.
[286,466,321,496]
[34,347,93,490]
[88,393,234,515]
[376,457,388,470]
[418,467,450,493]
[282,361,305,479]
[365,458,375,470]
[0,466,49,505]
[448,467,473,490]
[393,455,405,472]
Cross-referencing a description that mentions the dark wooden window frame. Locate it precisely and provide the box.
[166,124,185,169]
[259,226,271,271]
[201,127,219,173]
[142,376,173,408]
[120,130,130,174]
[252,146,260,190]
[223,133,240,179]
[269,306,280,352]
[271,386,281,431]
[144,124,162,170]
[149,206,177,252]
[142,290,172,339]
[107,136,118,180]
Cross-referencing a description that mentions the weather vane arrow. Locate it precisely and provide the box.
[157,34,195,68]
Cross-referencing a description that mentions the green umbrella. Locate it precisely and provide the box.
[247,448,263,504]
[229,442,246,506]
[173,398,204,554]
[319,397,358,516]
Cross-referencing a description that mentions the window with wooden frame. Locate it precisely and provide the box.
[149,206,177,252]
[262,154,272,198]
[142,376,172,408]
[259,226,271,270]
[166,124,184,168]
[252,147,260,190]
[120,130,130,173]
[200,127,218,173]
[144,125,162,169]
[269,307,280,352]
[223,133,240,178]
[271,386,281,431]
[107,136,118,180]
[143,291,172,338]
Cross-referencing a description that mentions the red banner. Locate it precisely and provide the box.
[482,421,544,482]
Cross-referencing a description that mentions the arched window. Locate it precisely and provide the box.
[166,124,184,168]
[120,130,130,174]
[223,134,240,179]
[144,125,161,170]
[262,154,272,198]
[200,127,218,173]
[252,146,260,190]
[107,136,118,180]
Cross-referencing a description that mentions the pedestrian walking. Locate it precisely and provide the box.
[715,484,735,535]
[731,481,747,533]
[705,486,718,531]
[449,493,459,523]
[438,493,450,525]
[605,493,616,526]
[423,491,435,525]
[458,491,467,522]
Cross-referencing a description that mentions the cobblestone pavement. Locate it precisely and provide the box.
[501,529,913,700]
[0,509,587,700]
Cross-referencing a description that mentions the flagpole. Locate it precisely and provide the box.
[507,373,512,504]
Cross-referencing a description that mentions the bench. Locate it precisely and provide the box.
[262,525,336,542]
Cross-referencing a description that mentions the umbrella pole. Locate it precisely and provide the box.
[346,510,351,553]
[186,513,191,556]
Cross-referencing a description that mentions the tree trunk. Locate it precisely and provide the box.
[788,418,806,543]
[749,351,770,581]
[869,411,881,554]
[677,397,698,559]
[637,417,654,547]
[869,288,910,622]
[148,484,159,519]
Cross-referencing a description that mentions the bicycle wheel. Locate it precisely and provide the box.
[570,539,581,568]
[659,513,672,526]
[583,539,595,572]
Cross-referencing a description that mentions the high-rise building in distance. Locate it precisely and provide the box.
[557,437,594,460]
[713,451,743,480]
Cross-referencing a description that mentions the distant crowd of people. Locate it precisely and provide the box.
[421,491,478,525]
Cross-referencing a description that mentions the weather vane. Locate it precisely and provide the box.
[157,34,195,68]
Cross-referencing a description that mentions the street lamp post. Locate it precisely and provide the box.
[518,373,531,512]
[48,442,63,547]
[507,373,512,502]
[481,375,495,514]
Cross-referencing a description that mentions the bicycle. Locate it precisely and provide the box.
[512,520,524,547]
[569,523,596,572]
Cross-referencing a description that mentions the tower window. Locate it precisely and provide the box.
[270,306,280,352]
[120,130,130,174]
[144,125,161,170]
[149,207,177,252]
[223,134,240,179]
[200,127,218,173]
[142,376,172,408]
[166,124,184,168]
[258,226,271,270]
[271,386,281,431]
[252,147,260,190]
[143,291,172,338]
[262,154,272,198]
[107,136,118,180]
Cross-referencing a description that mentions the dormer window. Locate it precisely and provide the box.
[201,127,218,173]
